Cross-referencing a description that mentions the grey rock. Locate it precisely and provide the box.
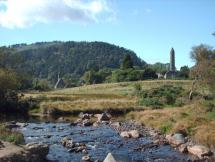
[129,130,140,138]
[82,119,93,126]
[103,152,131,162]
[97,113,111,122]
[166,133,185,146]
[25,142,49,158]
[110,122,121,128]
[178,144,188,153]
[120,131,130,138]
[187,145,213,159]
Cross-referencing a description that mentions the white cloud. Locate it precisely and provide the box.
[0,0,114,29]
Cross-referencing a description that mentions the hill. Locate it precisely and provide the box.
[5,41,146,84]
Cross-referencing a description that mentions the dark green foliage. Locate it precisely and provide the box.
[110,69,144,82]
[0,68,29,114]
[82,68,112,84]
[178,66,190,79]
[139,85,186,108]
[148,62,169,74]
[4,41,145,85]
[160,123,172,134]
[121,54,133,69]
[109,68,157,83]
[142,68,157,79]
[33,79,51,91]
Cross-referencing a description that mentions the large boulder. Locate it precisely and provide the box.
[187,145,213,159]
[103,152,131,162]
[0,142,49,162]
[25,142,49,159]
[166,133,185,146]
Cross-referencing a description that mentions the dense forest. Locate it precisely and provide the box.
[1,41,147,86]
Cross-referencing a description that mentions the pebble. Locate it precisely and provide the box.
[82,155,90,161]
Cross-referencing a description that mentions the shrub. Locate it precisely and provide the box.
[0,90,29,114]
[160,123,172,134]
[0,125,24,144]
[133,83,142,95]
[138,85,186,108]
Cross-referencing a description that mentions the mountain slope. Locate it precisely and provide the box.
[8,41,146,83]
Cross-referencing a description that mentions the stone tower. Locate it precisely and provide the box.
[170,48,176,71]
[164,48,177,79]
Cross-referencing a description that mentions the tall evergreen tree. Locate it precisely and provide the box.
[122,54,133,69]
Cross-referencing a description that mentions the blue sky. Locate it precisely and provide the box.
[0,0,215,69]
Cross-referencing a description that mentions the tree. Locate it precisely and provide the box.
[190,44,215,98]
[121,54,133,69]
[179,66,190,78]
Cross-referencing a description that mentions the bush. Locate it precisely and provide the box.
[0,125,24,144]
[133,83,142,95]
[139,85,186,108]
[33,79,51,91]
[0,90,29,114]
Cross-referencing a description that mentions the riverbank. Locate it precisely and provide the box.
[21,80,215,159]
[0,112,214,161]
[126,101,215,151]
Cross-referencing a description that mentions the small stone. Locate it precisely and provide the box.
[97,113,111,122]
[81,113,91,120]
[82,119,93,127]
[82,155,90,161]
[128,130,140,138]
[103,153,131,162]
[110,122,121,128]
[178,144,188,153]
[57,117,65,122]
[120,131,130,138]
[82,149,88,154]
[93,122,99,127]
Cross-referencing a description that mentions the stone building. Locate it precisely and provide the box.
[164,48,177,79]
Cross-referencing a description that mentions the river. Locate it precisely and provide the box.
[8,114,197,162]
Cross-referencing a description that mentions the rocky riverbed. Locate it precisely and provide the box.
[1,113,214,162]
[17,122,198,161]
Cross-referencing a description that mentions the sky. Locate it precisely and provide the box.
[0,0,215,69]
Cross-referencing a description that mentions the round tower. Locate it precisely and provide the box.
[170,48,176,71]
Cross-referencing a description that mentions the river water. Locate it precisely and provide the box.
[16,119,195,162]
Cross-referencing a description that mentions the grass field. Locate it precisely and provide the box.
[24,79,215,149]
[25,80,192,114]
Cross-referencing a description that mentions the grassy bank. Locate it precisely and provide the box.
[126,100,215,149]
[25,80,192,115]
[0,124,24,145]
